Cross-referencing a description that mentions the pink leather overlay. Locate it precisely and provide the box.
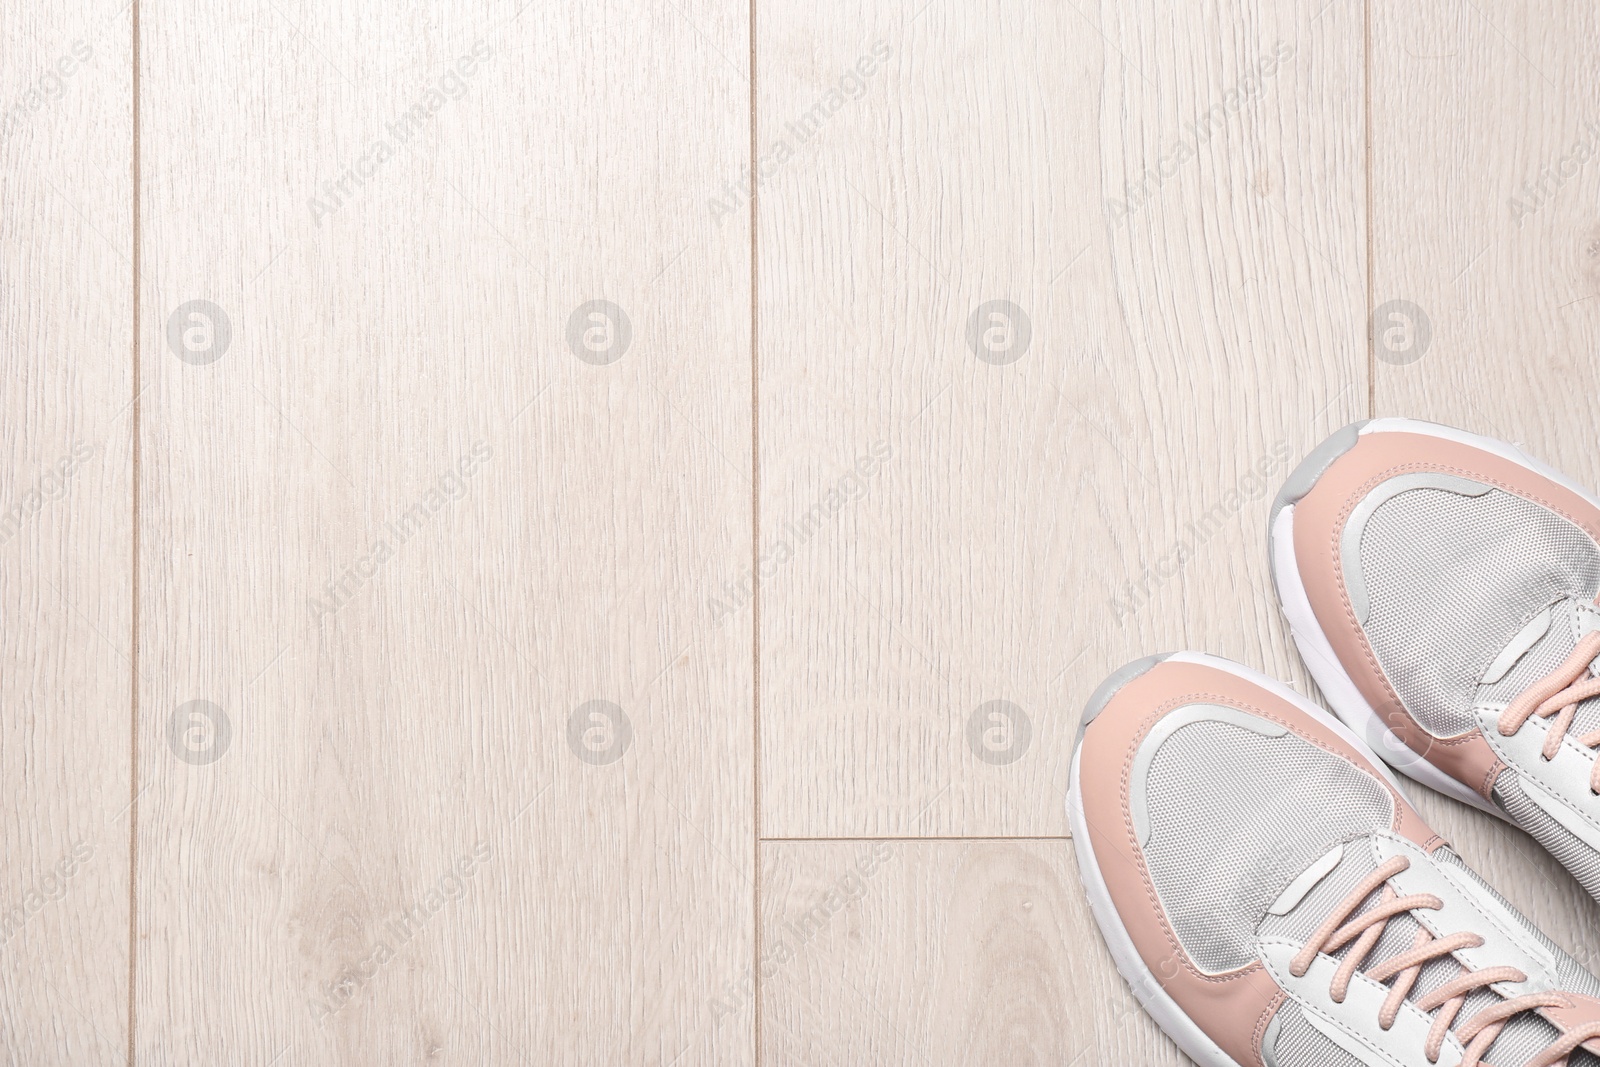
[1077,657,1441,1066]
[1289,430,1600,800]
[1540,992,1600,1056]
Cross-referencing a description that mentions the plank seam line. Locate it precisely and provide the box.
[127,0,142,1063]
[749,0,763,1062]
[1364,0,1376,418]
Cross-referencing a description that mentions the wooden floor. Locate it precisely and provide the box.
[5,0,1600,1062]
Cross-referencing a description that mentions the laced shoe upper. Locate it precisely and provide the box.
[1355,488,1600,886]
[1074,653,1600,1067]
[1496,631,1600,791]
[1475,596,1600,901]
[1274,420,1600,907]
[1351,479,1600,739]
[1144,722,1600,1067]
[1271,847,1600,1067]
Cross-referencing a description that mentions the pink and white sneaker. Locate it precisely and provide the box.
[1070,651,1600,1067]
[1271,419,1600,902]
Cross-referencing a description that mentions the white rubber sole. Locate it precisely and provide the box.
[1267,416,1600,822]
[1066,651,1416,1067]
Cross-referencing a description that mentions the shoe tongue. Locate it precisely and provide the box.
[1258,838,1578,1066]
[1479,597,1600,734]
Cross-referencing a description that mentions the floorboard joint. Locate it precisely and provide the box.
[749,0,763,1062]
[127,1,142,1063]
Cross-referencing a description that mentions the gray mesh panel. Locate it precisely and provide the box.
[1478,599,1584,707]
[1139,718,1394,973]
[1494,772,1600,905]
[1565,689,1600,740]
[1358,486,1600,735]
[1270,1002,1366,1067]
[1258,842,1379,946]
[1477,597,1600,744]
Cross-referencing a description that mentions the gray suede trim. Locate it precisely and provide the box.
[1077,653,1174,745]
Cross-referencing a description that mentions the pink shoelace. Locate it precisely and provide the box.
[1498,631,1600,793]
[1289,855,1600,1066]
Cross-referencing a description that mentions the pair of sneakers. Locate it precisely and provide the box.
[1072,418,1600,1067]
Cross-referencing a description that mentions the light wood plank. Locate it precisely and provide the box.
[757,0,1367,837]
[139,1,752,1061]
[0,2,131,1062]
[1371,2,1600,487]
[1371,0,1600,970]
[760,839,1185,1065]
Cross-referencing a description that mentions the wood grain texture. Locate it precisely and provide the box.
[138,1,751,1062]
[760,839,1185,1065]
[0,2,132,1062]
[756,0,1367,838]
[1371,1,1600,488]
[11,1,1600,1062]
[1371,0,1600,979]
